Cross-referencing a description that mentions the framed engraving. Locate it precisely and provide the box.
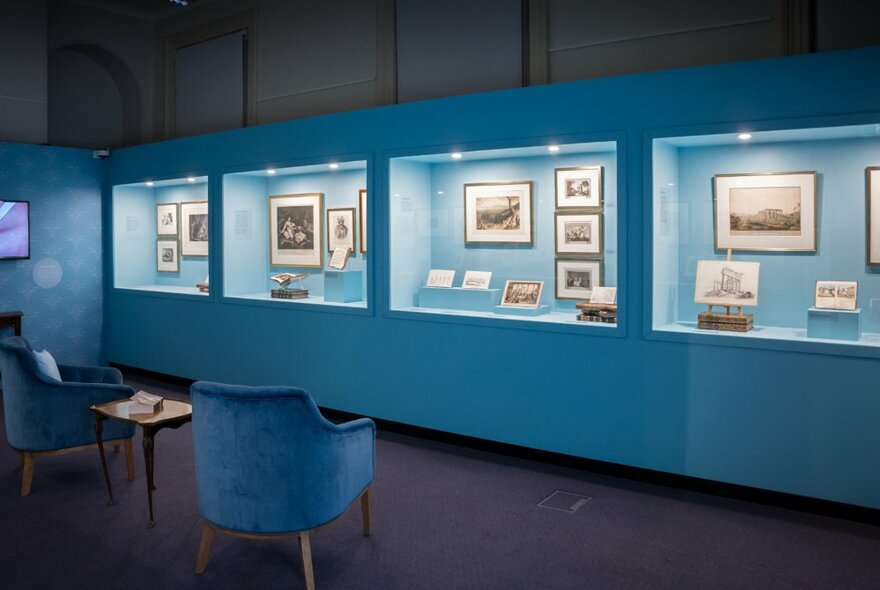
[461,270,492,290]
[359,189,367,253]
[426,269,455,288]
[501,280,544,307]
[180,201,208,256]
[464,181,533,245]
[156,239,179,272]
[156,203,179,236]
[713,172,817,252]
[555,211,602,256]
[555,166,602,209]
[327,207,356,253]
[694,260,760,307]
[555,259,602,300]
[866,167,880,265]
[269,193,323,268]
[815,280,857,311]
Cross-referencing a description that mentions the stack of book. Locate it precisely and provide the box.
[576,302,617,324]
[128,390,164,417]
[196,282,209,293]
[271,288,309,299]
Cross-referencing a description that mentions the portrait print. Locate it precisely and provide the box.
[269,193,323,267]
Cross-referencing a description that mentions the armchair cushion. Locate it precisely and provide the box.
[32,349,62,383]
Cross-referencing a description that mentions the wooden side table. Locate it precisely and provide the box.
[0,311,23,336]
[91,398,193,527]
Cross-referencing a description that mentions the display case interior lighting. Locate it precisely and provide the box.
[547,145,561,152]
[450,152,463,159]
[328,163,340,169]
[187,177,196,183]
[266,169,277,175]
[145,181,155,187]
[737,133,753,140]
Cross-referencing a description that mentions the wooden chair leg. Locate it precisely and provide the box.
[123,438,135,481]
[112,443,120,454]
[299,532,315,590]
[21,452,35,496]
[194,522,216,574]
[361,488,372,537]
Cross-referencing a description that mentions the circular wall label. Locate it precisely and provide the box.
[33,258,63,289]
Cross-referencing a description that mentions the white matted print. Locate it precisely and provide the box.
[461,270,492,290]
[555,211,602,256]
[327,207,356,253]
[501,280,544,307]
[180,201,208,256]
[815,280,857,311]
[555,166,602,209]
[156,239,179,272]
[555,259,601,300]
[269,193,323,268]
[156,203,178,236]
[714,172,816,252]
[426,269,455,288]
[464,181,533,245]
[359,189,367,253]
[694,260,760,307]
[866,167,880,265]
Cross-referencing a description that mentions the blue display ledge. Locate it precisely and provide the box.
[650,322,880,359]
[806,308,861,341]
[325,270,364,303]
[225,291,368,309]
[494,304,550,316]
[418,286,501,312]
[114,285,209,298]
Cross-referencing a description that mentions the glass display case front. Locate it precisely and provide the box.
[112,176,209,295]
[389,141,618,327]
[651,122,880,349]
[222,161,367,308]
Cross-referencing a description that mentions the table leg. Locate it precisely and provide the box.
[94,414,114,505]
[143,426,156,527]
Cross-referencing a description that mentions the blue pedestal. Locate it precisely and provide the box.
[418,287,501,312]
[324,270,363,303]
[806,307,861,341]
[493,305,550,316]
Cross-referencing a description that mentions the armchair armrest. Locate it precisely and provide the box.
[322,417,376,500]
[58,364,124,385]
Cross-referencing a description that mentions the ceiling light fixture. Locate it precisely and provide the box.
[329,163,339,169]
[145,181,155,187]
[450,152,463,159]
[737,133,753,141]
[548,145,560,152]
[266,169,277,175]
[187,177,196,183]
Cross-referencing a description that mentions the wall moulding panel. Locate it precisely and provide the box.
[103,47,880,512]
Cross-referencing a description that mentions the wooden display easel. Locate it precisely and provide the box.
[697,249,753,332]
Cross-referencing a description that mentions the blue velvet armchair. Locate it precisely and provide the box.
[0,336,136,495]
[191,381,376,590]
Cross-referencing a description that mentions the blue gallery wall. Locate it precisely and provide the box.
[0,143,104,365]
[102,47,880,509]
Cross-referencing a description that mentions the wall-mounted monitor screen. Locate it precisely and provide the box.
[0,200,30,260]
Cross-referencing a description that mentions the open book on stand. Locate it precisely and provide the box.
[128,390,164,416]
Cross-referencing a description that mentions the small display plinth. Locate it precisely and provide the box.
[418,286,501,312]
[324,270,363,303]
[493,304,550,316]
[807,307,861,341]
[697,311,753,332]
[271,289,308,300]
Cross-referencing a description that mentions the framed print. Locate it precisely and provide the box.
[327,207,356,253]
[269,193,323,267]
[156,239,179,272]
[156,203,179,236]
[359,189,367,253]
[555,211,602,256]
[180,201,208,256]
[555,259,602,300]
[694,260,760,307]
[501,280,544,307]
[464,181,533,245]
[555,166,602,209]
[866,167,880,265]
[461,270,492,290]
[713,172,817,252]
[426,269,455,288]
[815,280,858,311]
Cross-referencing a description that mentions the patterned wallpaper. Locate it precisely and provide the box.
[0,143,104,365]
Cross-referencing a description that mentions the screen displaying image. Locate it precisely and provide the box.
[0,200,30,260]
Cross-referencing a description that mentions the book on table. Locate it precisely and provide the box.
[128,390,164,416]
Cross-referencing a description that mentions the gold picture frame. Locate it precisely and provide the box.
[464,181,533,245]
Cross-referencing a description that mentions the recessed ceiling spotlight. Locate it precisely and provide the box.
[266,169,277,175]
[450,152,463,159]
[737,133,753,141]
[145,181,155,187]
[187,177,196,183]
[437,191,444,195]
[329,163,339,169]
[547,145,560,152]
